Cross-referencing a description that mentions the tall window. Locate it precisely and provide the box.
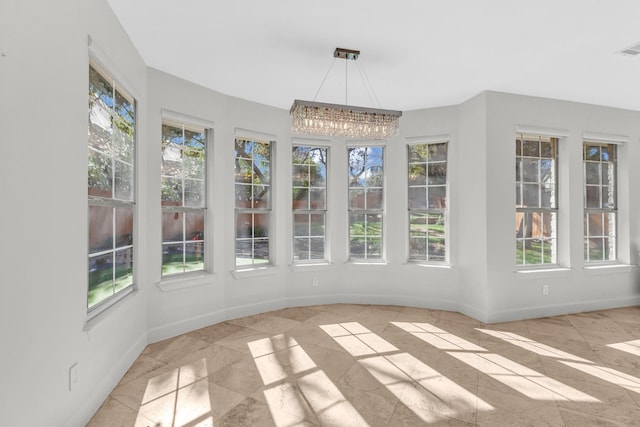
[161,121,207,276]
[407,142,448,262]
[235,137,272,266]
[584,142,617,262]
[515,134,558,266]
[348,146,384,260]
[88,64,135,310]
[292,145,328,262]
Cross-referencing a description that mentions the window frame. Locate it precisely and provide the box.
[347,144,385,262]
[87,60,137,316]
[160,117,210,278]
[406,140,449,264]
[292,142,329,264]
[583,141,618,264]
[234,135,274,268]
[515,133,559,268]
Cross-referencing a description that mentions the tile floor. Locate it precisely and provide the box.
[88,304,640,426]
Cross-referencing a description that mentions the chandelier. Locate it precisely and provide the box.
[290,48,402,139]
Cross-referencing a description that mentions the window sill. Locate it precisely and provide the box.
[84,286,136,332]
[515,266,571,277]
[289,262,332,272]
[583,263,633,274]
[404,262,453,269]
[157,272,216,292]
[232,265,278,279]
[345,261,388,269]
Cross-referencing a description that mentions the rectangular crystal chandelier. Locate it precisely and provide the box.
[291,48,402,139]
[290,100,402,139]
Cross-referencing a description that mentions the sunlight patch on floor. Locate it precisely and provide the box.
[133,358,214,427]
[477,329,593,363]
[248,334,370,427]
[608,339,640,357]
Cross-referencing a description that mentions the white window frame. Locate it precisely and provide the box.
[292,142,329,264]
[583,140,618,264]
[161,113,211,277]
[515,133,559,268]
[347,144,385,262]
[87,60,136,316]
[407,139,449,264]
[234,131,275,268]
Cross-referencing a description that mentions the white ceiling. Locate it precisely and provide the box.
[107,0,640,112]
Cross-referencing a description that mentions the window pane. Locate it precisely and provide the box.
[89,101,113,154]
[309,188,326,210]
[522,183,539,207]
[408,164,427,186]
[184,179,205,207]
[349,188,365,209]
[114,248,133,293]
[294,214,310,237]
[522,159,539,182]
[88,149,113,197]
[293,238,310,261]
[428,163,446,185]
[367,188,384,210]
[253,239,270,263]
[236,213,253,238]
[186,211,204,241]
[162,176,182,205]
[89,206,113,253]
[309,238,325,260]
[310,213,325,236]
[114,161,133,201]
[522,140,539,157]
[585,145,600,161]
[408,187,427,209]
[428,186,446,208]
[292,165,309,187]
[163,211,183,242]
[585,186,600,208]
[113,119,134,163]
[428,237,445,261]
[585,162,600,185]
[115,207,133,248]
[409,144,428,162]
[184,242,204,272]
[310,163,326,187]
[292,187,309,210]
[429,143,447,161]
[163,243,184,275]
[88,252,113,308]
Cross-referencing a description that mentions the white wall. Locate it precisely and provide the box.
[0,0,148,425]
[484,91,640,322]
[2,1,640,425]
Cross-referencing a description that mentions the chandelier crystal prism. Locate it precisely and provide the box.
[290,48,402,139]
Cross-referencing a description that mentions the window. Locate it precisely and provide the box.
[584,142,617,262]
[515,134,558,266]
[235,137,272,266]
[292,145,328,262]
[161,121,207,276]
[407,142,448,262]
[348,146,384,260]
[87,64,135,310]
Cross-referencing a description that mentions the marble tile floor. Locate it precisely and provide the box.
[88,304,640,426]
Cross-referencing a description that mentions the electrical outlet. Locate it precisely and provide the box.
[542,284,549,296]
[312,277,319,287]
[69,363,78,391]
